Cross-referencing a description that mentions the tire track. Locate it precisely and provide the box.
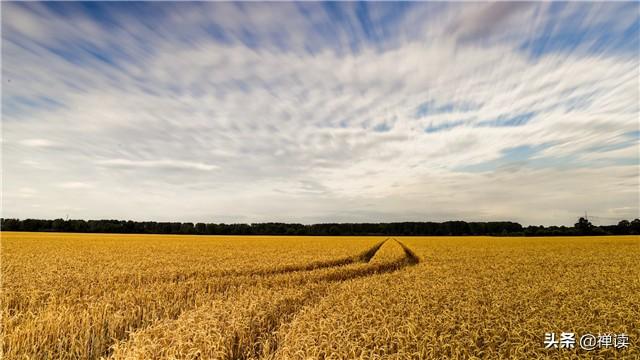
[243,238,388,276]
[158,239,389,283]
[393,238,421,265]
[238,238,421,360]
[108,239,421,360]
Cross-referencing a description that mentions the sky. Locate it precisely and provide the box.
[2,2,639,226]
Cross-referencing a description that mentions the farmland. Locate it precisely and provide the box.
[1,232,638,359]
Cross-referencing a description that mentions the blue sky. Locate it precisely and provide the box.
[2,2,639,225]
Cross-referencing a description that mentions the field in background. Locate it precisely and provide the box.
[1,232,638,359]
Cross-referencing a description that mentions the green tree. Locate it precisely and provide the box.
[574,217,594,235]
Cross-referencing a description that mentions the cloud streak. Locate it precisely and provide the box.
[97,159,218,172]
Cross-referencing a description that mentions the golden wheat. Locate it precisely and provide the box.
[2,232,638,359]
[275,236,640,359]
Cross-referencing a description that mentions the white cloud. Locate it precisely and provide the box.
[16,187,37,198]
[97,159,218,172]
[19,139,58,148]
[57,182,94,190]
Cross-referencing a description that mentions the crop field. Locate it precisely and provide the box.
[1,232,638,359]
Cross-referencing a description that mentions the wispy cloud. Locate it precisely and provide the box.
[2,2,638,225]
[19,138,59,148]
[57,182,94,190]
[98,159,218,172]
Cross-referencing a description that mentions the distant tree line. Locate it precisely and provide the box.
[1,217,638,236]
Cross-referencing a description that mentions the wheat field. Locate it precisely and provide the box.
[1,232,638,359]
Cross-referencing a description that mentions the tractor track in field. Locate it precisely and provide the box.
[142,239,410,285]
[237,238,420,288]
[244,237,420,279]
[233,238,420,360]
[242,238,388,276]
[108,239,420,360]
[157,240,388,284]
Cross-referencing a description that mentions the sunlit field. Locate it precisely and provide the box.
[1,232,638,359]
